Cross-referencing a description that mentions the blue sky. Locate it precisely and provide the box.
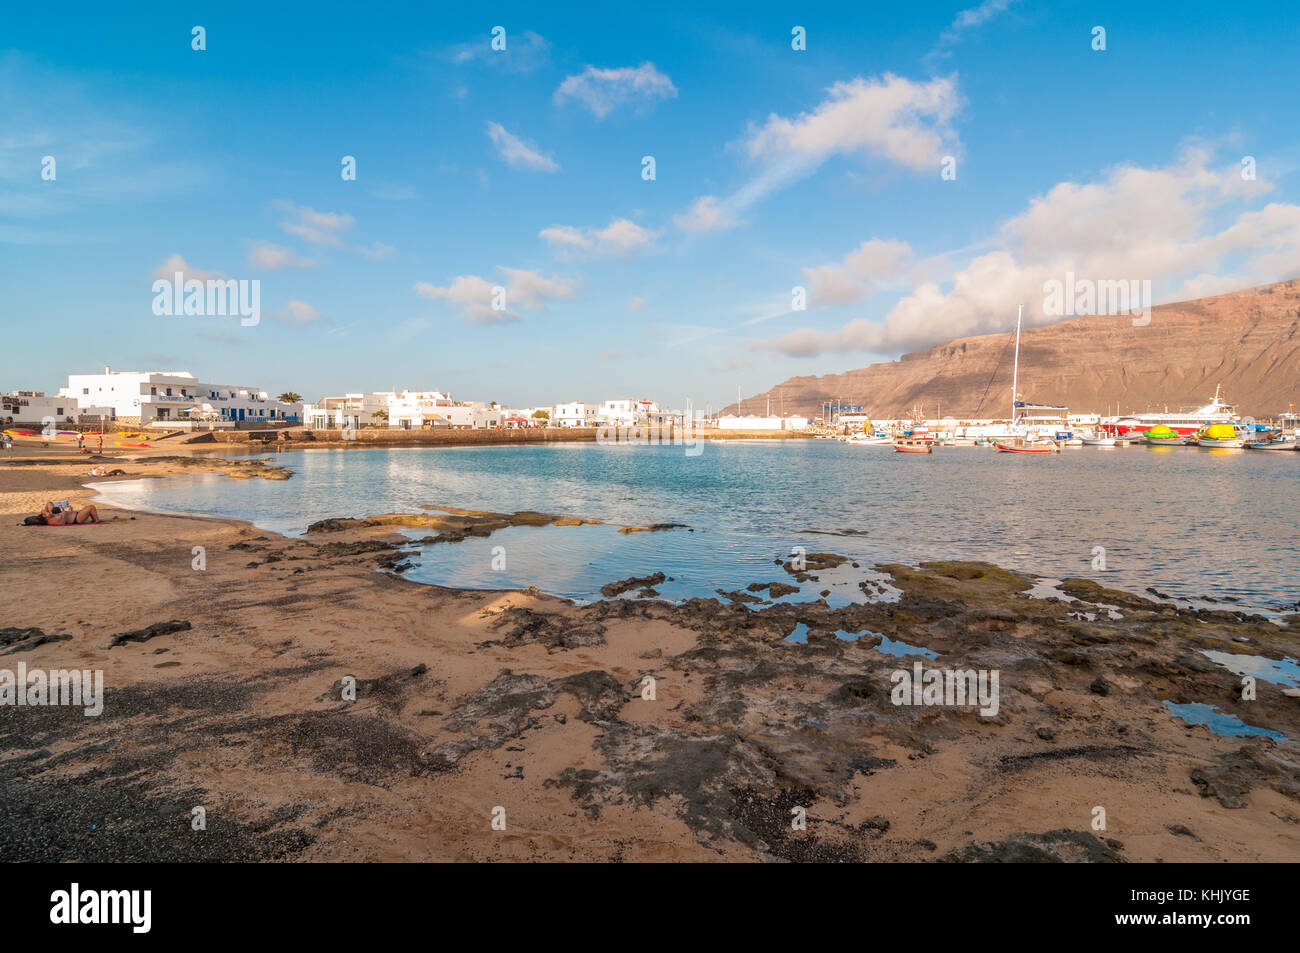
[3,1,1298,409]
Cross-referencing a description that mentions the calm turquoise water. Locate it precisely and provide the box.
[91,441,1300,613]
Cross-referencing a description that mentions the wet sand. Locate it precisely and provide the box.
[2,440,1298,862]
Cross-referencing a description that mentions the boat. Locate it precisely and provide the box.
[1195,423,1245,449]
[995,437,1060,453]
[1113,385,1239,437]
[893,436,933,453]
[994,306,1063,455]
[846,427,893,445]
[1143,424,1185,446]
[1081,432,1116,447]
[1246,435,1298,451]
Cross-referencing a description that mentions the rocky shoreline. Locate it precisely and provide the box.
[1,452,1297,862]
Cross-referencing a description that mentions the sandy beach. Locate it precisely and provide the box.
[2,438,1298,862]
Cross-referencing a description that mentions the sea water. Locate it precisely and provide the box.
[90,440,1300,613]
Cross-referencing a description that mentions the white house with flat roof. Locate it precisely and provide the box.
[554,401,598,427]
[59,368,301,425]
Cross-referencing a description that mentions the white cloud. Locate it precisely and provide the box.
[486,122,559,172]
[676,74,960,233]
[802,239,913,306]
[151,254,224,282]
[447,31,551,72]
[247,241,316,270]
[539,218,657,257]
[277,202,354,246]
[929,0,1019,62]
[554,63,677,118]
[745,74,960,171]
[756,146,1290,357]
[627,296,648,311]
[673,195,742,234]
[415,267,577,324]
[271,300,323,325]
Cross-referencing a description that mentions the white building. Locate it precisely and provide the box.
[387,390,455,429]
[59,369,300,426]
[302,391,505,430]
[596,398,659,426]
[554,401,598,428]
[438,403,502,429]
[1,390,113,425]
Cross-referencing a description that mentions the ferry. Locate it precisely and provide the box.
[1113,385,1238,437]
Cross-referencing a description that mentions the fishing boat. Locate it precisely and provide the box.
[995,437,1060,453]
[1143,424,1185,446]
[846,426,893,445]
[1195,423,1245,449]
[1081,432,1116,447]
[893,436,933,453]
[1246,434,1299,450]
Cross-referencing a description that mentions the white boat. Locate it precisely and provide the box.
[1246,435,1298,451]
[1081,432,1116,447]
[1113,385,1239,437]
[846,432,893,445]
[1195,423,1247,449]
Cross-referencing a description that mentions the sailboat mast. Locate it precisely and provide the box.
[1011,304,1022,424]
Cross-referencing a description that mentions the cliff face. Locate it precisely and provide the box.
[727,280,1300,419]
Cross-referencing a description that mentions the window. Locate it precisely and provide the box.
[82,388,88,395]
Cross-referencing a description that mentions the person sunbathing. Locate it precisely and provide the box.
[88,466,127,476]
[40,502,100,524]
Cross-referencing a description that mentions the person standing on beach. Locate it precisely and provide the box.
[96,433,103,454]
[77,432,85,452]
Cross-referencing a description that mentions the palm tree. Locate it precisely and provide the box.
[370,410,388,427]
[277,392,302,404]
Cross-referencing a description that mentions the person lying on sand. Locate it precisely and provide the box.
[41,503,100,525]
[88,465,127,476]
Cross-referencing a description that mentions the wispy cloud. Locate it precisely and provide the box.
[675,74,961,233]
[277,202,353,246]
[486,122,559,173]
[272,201,394,259]
[151,254,225,283]
[554,63,677,118]
[539,218,657,257]
[927,0,1019,64]
[415,267,578,324]
[270,300,323,325]
[247,241,316,271]
[447,30,551,72]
